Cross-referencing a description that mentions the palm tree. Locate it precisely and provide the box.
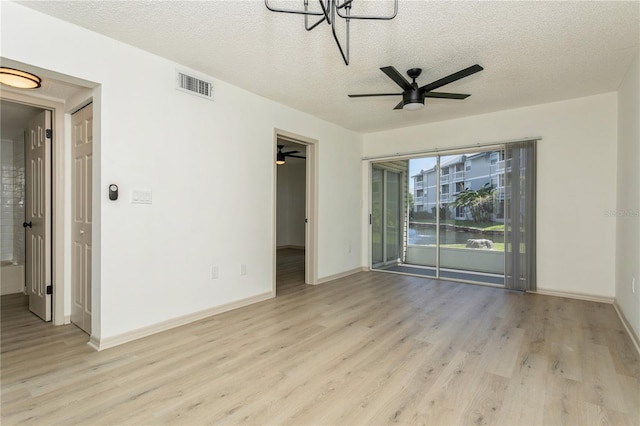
[452,183,496,223]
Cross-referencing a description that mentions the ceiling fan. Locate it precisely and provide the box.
[276,144,306,165]
[348,64,483,111]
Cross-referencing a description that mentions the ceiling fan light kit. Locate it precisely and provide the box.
[349,64,483,111]
[264,0,398,65]
[276,144,306,165]
[403,101,424,111]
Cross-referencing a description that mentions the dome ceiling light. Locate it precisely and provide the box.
[0,67,42,89]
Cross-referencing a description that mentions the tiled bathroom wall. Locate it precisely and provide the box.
[1,140,14,262]
[13,136,25,264]
[0,138,25,264]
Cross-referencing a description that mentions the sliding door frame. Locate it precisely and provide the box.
[370,163,404,269]
[367,141,535,287]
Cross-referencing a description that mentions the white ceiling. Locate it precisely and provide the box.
[17,0,640,133]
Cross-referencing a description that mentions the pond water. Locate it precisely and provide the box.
[408,223,504,246]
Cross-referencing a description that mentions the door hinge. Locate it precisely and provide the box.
[305,218,308,223]
[45,129,52,139]
[46,285,53,295]
[369,214,372,225]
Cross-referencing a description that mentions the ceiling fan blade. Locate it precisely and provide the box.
[393,101,404,110]
[380,66,413,91]
[423,92,471,100]
[287,154,306,159]
[283,150,299,155]
[420,64,483,92]
[349,93,401,98]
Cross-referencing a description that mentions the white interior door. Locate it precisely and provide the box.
[71,103,93,334]
[25,110,52,321]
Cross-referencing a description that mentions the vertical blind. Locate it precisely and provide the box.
[505,140,537,291]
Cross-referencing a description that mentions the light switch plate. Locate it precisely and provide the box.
[132,190,153,204]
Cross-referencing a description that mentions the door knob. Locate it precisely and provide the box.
[79,230,85,235]
[23,222,32,228]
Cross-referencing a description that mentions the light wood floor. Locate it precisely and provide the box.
[1,249,639,425]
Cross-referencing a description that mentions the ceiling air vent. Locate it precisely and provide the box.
[176,70,213,100]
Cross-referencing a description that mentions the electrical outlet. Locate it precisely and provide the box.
[211,266,219,279]
[241,264,247,276]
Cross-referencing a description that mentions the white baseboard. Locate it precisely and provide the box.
[533,290,639,356]
[276,245,305,250]
[315,267,367,284]
[89,291,274,351]
[613,300,640,356]
[87,336,100,351]
[532,288,614,304]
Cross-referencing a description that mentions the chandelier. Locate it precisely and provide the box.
[264,0,398,65]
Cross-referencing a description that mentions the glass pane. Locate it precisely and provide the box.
[407,156,438,276]
[371,167,383,265]
[438,151,505,284]
[385,171,401,262]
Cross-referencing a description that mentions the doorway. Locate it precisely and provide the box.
[371,163,405,269]
[1,100,52,320]
[273,130,318,294]
[1,63,97,333]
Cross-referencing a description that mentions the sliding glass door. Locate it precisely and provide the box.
[405,156,438,275]
[385,170,402,263]
[371,145,535,288]
[437,151,505,284]
[371,168,384,265]
[371,164,404,268]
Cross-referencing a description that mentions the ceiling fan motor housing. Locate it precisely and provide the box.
[402,89,424,109]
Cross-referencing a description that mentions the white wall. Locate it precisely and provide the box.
[363,93,618,299]
[616,47,640,338]
[276,160,306,248]
[1,2,362,341]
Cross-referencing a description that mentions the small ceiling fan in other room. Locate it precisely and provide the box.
[276,145,306,165]
[348,64,483,111]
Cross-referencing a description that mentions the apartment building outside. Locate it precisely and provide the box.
[412,151,507,220]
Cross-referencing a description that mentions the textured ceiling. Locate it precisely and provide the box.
[17,0,640,133]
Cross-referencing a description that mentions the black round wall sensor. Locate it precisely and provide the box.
[109,184,118,200]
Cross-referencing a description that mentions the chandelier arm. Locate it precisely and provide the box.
[335,0,398,20]
[336,0,354,9]
[305,15,326,31]
[318,0,332,25]
[265,0,397,65]
[330,2,350,65]
[264,0,325,16]
[305,1,326,30]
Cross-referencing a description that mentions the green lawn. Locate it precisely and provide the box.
[411,219,505,232]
